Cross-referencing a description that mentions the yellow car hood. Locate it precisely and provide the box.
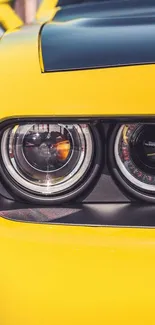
[0,22,155,119]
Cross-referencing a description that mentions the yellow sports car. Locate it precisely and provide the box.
[1,0,155,324]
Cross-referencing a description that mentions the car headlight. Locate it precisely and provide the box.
[0,122,100,203]
[114,123,155,196]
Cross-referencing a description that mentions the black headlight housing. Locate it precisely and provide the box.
[109,122,155,203]
[1,117,155,225]
[0,119,102,204]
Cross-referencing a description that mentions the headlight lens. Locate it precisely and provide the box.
[1,123,94,196]
[114,124,155,193]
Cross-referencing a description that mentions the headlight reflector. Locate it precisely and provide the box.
[114,124,155,193]
[1,123,94,196]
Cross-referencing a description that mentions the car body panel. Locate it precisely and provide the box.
[54,0,155,21]
[41,17,155,72]
[1,2,155,324]
[2,0,155,118]
[0,24,155,118]
[1,216,155,324]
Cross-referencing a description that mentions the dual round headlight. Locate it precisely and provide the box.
[114,123,155,200]
[0,122,100,203]
[2,121,155,203]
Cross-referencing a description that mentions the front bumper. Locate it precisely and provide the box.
[0,204,155,324]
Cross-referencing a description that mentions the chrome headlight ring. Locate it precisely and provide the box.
[111,123,155,202]
[0,121,102,204]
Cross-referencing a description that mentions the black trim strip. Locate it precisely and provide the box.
[1,116,155,126]
[1,199,155,228]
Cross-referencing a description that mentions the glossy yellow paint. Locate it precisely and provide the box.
[0,3,22,31]
[1,10,155,325]
[0,216,155,324]
[1,23,155,118]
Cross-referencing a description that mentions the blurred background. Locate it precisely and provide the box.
[0,0,47,33]
[14,0,42,24]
